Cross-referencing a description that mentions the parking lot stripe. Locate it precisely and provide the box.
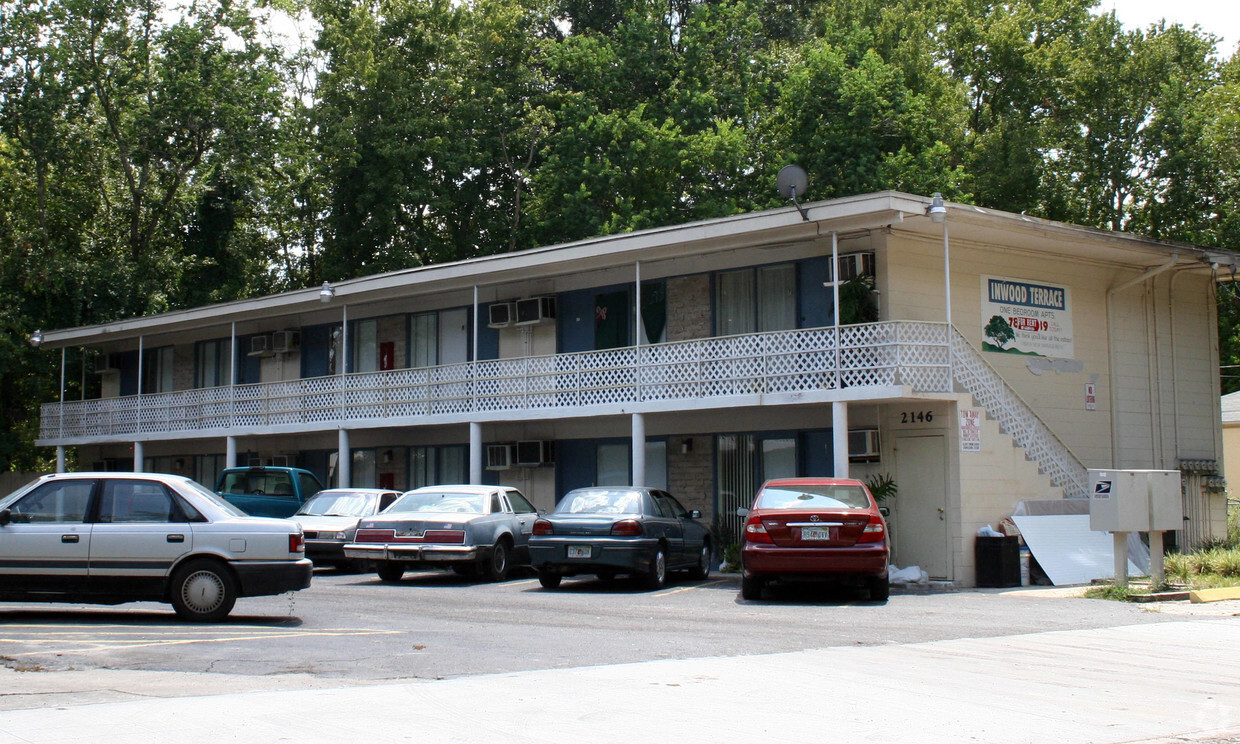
[654,579,731,597]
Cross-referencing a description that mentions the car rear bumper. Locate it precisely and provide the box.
[305,540,348,563]
[343,543,481,563]
[742,542,888,579]
[529,537,658,575]
[230,559,314,597]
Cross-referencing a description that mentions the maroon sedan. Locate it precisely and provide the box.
[738,477,890,601]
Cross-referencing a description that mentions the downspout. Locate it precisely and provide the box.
[1106,255,1180,468]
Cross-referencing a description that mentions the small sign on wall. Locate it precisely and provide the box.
[960,409,981,452]
[1085,382,1097,411]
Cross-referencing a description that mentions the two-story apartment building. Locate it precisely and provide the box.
[31,191,1237,584]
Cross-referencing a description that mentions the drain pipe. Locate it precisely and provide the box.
[1105,255,1180,468]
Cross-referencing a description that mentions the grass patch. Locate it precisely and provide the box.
[1084,584,1133,601]
[1165,547,1240,584]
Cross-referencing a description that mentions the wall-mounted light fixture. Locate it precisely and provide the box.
[28,329,43,348]
[927,192,947,223]
[319,282,336,303]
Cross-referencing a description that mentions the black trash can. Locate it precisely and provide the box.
[975,535,1021,587]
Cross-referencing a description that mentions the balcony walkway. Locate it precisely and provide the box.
[39,321,951,444]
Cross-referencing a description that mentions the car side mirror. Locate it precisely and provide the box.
[735,508,749,517]
[879,506,890,518]
[689,509,702,519]
[0,509,10,527]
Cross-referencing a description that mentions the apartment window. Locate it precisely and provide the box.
[196,339,226,388]
[715,264,796,336]
[352,449,377,488]
[409,312,438,368]
[353,319,379,373]
[410,445,467,488]
[141,346,174,394]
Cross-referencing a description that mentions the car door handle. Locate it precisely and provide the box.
[61,534,79,543]
[167,534,185,543]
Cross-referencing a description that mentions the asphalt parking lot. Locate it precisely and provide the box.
[3,567,1234,696]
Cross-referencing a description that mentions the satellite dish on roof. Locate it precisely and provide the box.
[777,165,810,221]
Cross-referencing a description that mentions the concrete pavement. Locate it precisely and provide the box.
[2,616,1239,744]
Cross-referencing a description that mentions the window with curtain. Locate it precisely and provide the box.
[716,264,796,336]
[142,346,174,394]
[353,319,378,373]
[195,339,225,388]
[596,443,630,486]
[409,312,439,369]
[715,269,755,336]
[757,265,797,332]
[716,433,756,541]
[352,449,377,488]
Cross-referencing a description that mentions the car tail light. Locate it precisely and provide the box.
[858,515,886,543]
[289,533,305,553]
[423,530,465,544]
[743,515,772,544]
[533,519,553,535]
[610,519,643,537]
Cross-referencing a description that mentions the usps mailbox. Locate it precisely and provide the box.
[1088,469,1182,586]
[1088,469,1181,532]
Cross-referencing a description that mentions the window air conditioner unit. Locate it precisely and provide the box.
[515,296,556,326]
[92,353,119,374]
[833,252,876,282]
[249,334,274,357]
[848,428,881,463]
[486,444,516,470]
[488,302,515,328]
[516,440,555,467]
[272,330,301,353]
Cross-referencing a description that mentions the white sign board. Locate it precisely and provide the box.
[960,410,981,452]
[1011,514,1141,586]
[981,275,1074,358]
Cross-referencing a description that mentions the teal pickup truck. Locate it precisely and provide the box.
[216,466,325,518]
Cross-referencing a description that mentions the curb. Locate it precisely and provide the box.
[1189,586,1240,603]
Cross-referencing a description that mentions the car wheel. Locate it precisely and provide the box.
[868,575,890,601]
[377,562,405,582]
[641,546,667,590]
[484,539,510,582]
[538,570,562,589]
[741,573,765,601]
[688,543,711,580]
[170,559,237,622]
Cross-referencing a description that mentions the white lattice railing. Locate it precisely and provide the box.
[950,329,1089,498]
[38,321,953,442]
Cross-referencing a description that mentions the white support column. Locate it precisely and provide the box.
[470,422,483,485]
[631,413,646,487]
[832,401,849,478]
[338,428,351,488]
[1149,531,1165,586]
[226,436,238,468]
[133,441,144,472]
[56,446,66,473]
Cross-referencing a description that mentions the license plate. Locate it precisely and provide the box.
[801,526,832,541]
[567,545,591,558]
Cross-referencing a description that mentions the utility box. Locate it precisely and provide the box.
[1088,469,1182,533]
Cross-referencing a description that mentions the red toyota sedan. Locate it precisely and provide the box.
[738,477,890,601]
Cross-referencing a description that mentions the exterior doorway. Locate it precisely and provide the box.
[893,433,950,579]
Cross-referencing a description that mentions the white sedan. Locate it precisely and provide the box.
[0,472,313,621]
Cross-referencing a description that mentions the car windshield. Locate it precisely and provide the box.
[183,479,249,516]
[388,491,486,514]
[755,484,871,510]
[219,470,296,498]
[557,489,643,515]
[296,492,375,517]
